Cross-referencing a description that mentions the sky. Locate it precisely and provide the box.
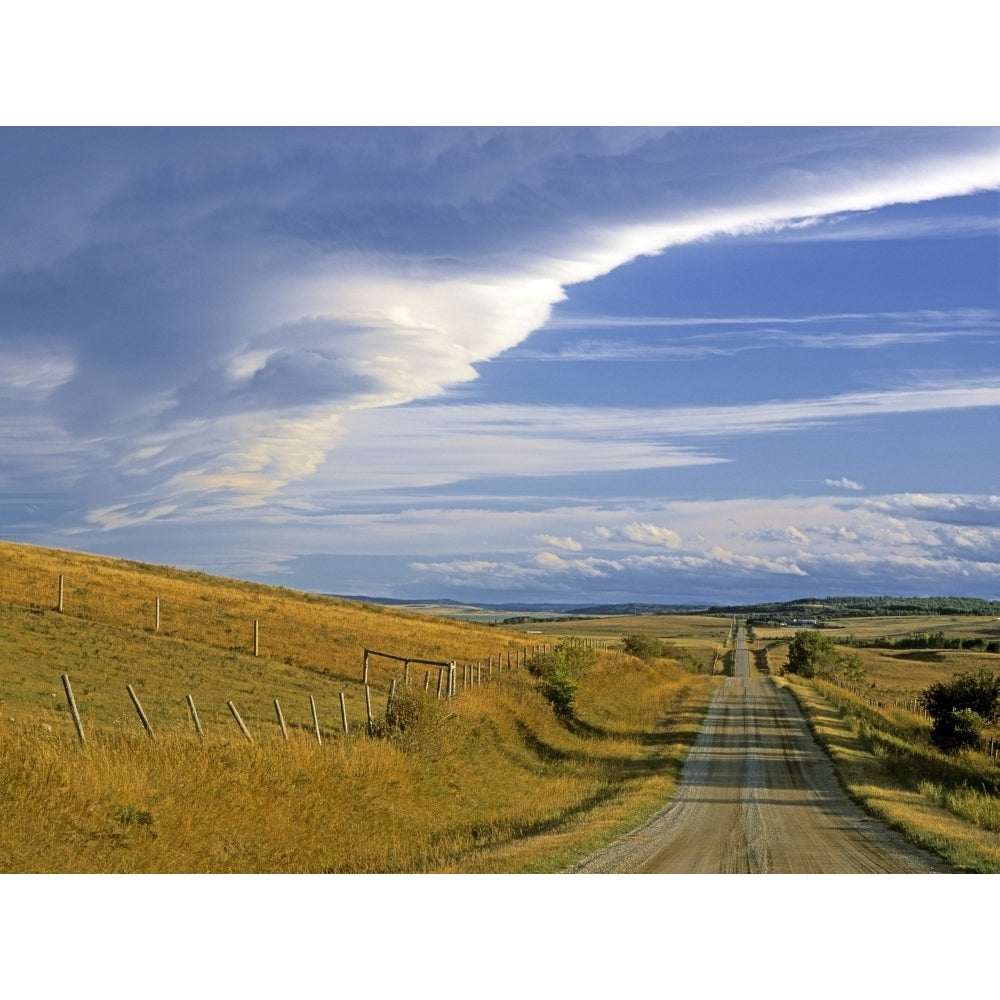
[2,126,999,605]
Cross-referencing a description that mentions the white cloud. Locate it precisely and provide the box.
[622,522,683,547]
[536,534,583,552]
[375,490,1000,601]
[16,129,996,529]
[825,476,863,491]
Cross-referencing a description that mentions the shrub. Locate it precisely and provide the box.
[921,669,1000,754]
[930,708,984,754]
[526,642,595,719]
[621,634,666,663]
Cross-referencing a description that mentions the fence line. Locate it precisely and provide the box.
[9,574,644,753]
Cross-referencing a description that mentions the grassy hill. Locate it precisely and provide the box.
[0,540,717,873]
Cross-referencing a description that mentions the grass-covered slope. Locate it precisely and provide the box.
[0,541,716,872]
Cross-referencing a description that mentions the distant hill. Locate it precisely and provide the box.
[710,595,1000,620]
[336,594,1000,622]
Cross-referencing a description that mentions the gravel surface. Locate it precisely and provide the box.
[571,629,950,874]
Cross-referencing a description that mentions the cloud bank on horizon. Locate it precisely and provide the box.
[2,127,999,603]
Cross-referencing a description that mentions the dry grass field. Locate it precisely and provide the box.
[0,540,717,873]
[505,613,734,673]
[755,615,1000,706]
[755,620,1000,872]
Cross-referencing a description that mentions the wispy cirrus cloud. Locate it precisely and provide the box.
[2,128,997,534]
[825,477,864,491]
[531,308,998,362]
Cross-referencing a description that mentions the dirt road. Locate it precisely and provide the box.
[573,627,949,873]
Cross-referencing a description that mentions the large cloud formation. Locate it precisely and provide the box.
[2,128,999,598]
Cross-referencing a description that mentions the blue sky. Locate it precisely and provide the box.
[2,127,999,604]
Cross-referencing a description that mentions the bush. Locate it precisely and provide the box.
[526,642,595,719]
[930,708,984,754]
[921,669,1000,753]
[621,634,666,663]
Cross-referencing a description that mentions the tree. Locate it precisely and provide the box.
[785,630,840,678]
[920,669,1000,753]
[784,630,866,684]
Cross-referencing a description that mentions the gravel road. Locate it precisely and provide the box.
[571,628,950,873]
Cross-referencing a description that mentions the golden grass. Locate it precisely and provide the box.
[0,540,717,873]
[777,675,1000,872]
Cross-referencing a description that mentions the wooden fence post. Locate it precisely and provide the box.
[58,574,64,613]
[61,673,85,745]
[126,684,156,742]
[155,596,160,632]
[227,700,254,743]
[310,695,322,745]
[274,698,289,741]
[436,667,444,700]
[365,684,374,736]
[340,692,349,737]
[386,678,396,719]
[186,694,204,737]
[254,619,260,657]
[404,660,410,686]
[363,649,370,684]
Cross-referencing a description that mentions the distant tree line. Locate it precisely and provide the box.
[847,632,1000,654]
[730,595,1000,621]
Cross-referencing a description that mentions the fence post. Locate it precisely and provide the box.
[58,574,64,613]
[437,667,444,700]
[404,660,410,686]
[386,678,397,719]
[155,596,160,632]
[254,619,260,657]
[61,673,85,745]
[227,700,254,743]
[274,698,289,741]
[424,670,431,691]
[365,684,374,736]
[310,695,322,745]
[363,649,370,684]
[340,692,349,737]
[126,684,156,742]
[186,694,204,737]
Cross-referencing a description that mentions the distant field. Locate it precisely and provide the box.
[754,614,1000,704]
